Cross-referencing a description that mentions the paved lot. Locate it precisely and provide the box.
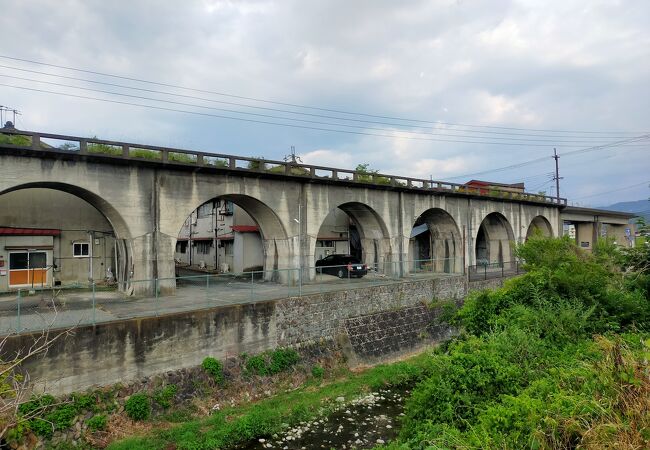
[0,270,454,335]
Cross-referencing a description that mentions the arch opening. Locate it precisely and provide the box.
[475,212,515,266]
[526,215,553,239]
[408,208,462,275]
[174,194,287,279]
[0,185,130,292]
[311,202,391,278]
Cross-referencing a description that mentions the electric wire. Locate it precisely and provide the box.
[446,135,650,180]
[5,72,636,144]
[571,181,650,201]
[1,54,646,135]
[6,81,649,148]
[0,63,640,141]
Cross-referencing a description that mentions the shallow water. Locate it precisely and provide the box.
[239,387,408,450]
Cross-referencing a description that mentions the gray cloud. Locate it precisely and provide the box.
[0,0,648,206]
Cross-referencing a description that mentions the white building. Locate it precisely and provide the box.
[175,200,264,273]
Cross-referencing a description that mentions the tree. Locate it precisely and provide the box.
[0,305,74,439]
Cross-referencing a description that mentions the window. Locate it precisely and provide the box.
[73,242,89,257]
[316,240,335,248]
[176,241,188,254]
[220,201,234,216]
[195,241,212,254]
[197,202,213,218]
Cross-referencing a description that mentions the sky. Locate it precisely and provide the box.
[0,0,649,208]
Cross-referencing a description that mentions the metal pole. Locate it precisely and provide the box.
[298,204,302,297]
[92,282,96,325]
[206,274,210,308]
[250,271,254,302]
[16,289,21,333]
[553,148,562,204]
[154,278,159,316]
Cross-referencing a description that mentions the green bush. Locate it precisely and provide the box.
[124,393,150,421]
[202,357,225,384]
[153,384,177,409]
[87,142,122,156]
[393,236,650,449]
[130,148,160,159]
[0,133,31,146]
[311,365,325,379]
[168,152,196,163]
[269,348,300,374]
[244,348,300,376]
[245,354,268,376]
[86,414,107,432]
[72,392,95,411]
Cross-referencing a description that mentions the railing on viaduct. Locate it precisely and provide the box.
[0,128,567,205]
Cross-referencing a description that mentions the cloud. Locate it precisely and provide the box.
[0,0,648,206]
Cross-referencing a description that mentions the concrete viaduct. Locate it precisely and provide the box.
[0,129,630,294]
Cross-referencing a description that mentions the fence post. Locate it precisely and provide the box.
[154,278,159,317]
[92,282,96,325]
[16,289,21,333]
[484,264,487,280]
[206,274,210,308]
[299,266,303,297]
[250,271,254,302]
[502,263,504,278]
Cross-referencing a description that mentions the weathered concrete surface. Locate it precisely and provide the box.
[0,275,508,395]
[0,151,565,294]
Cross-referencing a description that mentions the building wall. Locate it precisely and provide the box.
[314,208,351,261]
[0,189,116,290]
[233,232,264,272]
[175,201,263,272]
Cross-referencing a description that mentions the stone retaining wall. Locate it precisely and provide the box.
[3,275,508,395]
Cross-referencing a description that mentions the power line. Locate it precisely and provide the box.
[3,72,645,146]
[5,81,650,149]
[446,135,650,180]
[1,82,591,145]
[572,181,650,200]
[0,63,640,141]
[1,54,647,135]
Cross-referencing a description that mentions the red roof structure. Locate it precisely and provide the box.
[0,227,61,236]
[230,225,259,233]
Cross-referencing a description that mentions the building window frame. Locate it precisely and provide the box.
[73,242,90,258]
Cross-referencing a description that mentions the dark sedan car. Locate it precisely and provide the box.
[315,254,368,278]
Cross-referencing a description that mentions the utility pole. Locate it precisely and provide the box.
[553,148,563,204]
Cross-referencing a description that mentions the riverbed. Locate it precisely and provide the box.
[239,387,408,449]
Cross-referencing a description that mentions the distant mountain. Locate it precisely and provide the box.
[597,199,650,221]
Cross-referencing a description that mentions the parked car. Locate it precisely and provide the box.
[315,254,368,278]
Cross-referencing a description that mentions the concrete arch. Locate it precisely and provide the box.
[0,182,133,291]
[0,182,130,239]
[475,212,515,265]
[309,201,391,271]
[409,208,462,273]
[526,215,554,239]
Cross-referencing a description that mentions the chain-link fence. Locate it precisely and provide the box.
[0,258,468,334]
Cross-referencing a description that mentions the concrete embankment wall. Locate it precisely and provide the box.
[3,276,505,395]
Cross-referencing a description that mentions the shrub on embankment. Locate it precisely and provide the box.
[385,235,650,449]
[2,346,316,448]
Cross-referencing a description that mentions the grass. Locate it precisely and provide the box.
[106,352,434,450]
[0,133,31,146]
[87,143,122,156]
